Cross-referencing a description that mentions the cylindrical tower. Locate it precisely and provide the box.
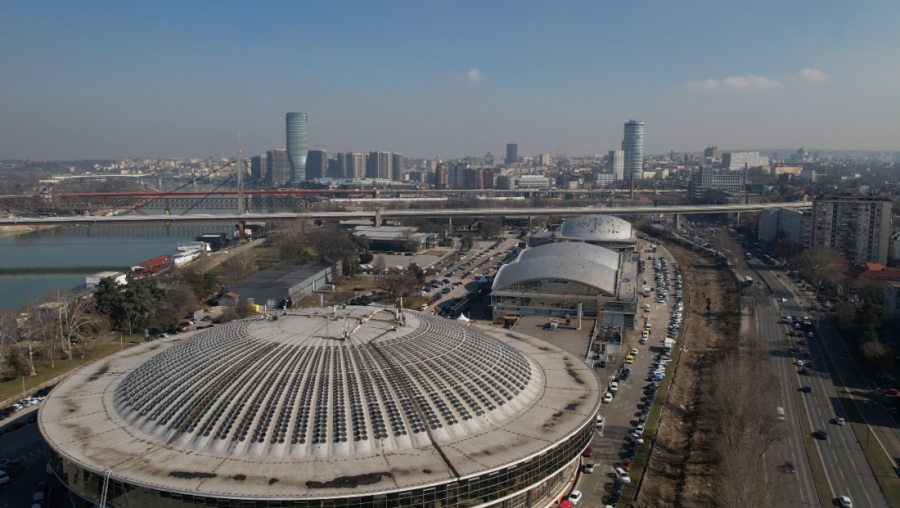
[286,111,309,185]
[622,120,644,181]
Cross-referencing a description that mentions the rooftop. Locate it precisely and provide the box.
[40,307,600,500]
[493,242,620,296]
[227,261,331,291]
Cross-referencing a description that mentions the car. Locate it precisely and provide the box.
[649,375,664,381]
[836,416,845,425]
[815,429,828,440]
[625,355,634,364]
[806,331,814,338]
[630,434,644,444]
[636,423,645,433]
[583,446,593,457]
[614,467,631,483]
[4,459,24,476]
[0,469,8,486]
[631,348,639,356]
[568,490,583,504]
[202,315,212,321]
[622,458,632,472]
[798,339,807,345]
[785,460,795,473]
[837,495,852,508]
[558,502,574,508]
[799,367,810,375]
[603,393,613,403]
[610,381,618,393]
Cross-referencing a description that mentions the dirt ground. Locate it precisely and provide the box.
[637,237,741,508]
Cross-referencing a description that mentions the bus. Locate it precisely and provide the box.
[744,276,753,286]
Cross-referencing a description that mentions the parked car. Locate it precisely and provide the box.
[583,446,593,457]
[568,490,583,504]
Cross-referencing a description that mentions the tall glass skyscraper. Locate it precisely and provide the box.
[285,112,308,185]
[622,120,644,180]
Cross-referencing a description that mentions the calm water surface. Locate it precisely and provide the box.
[0,223,233,310]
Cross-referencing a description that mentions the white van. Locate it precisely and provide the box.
[596,415,604,429]
[777,407,785,421]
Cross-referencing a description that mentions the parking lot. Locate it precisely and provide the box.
[534,239,679,507]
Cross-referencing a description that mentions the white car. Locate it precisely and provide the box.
[609,381,618,393]
[568,490,583,504]
[614,467,631,483]
[603,393,613,403]
[630,348,639,356]
[838,496,852,508]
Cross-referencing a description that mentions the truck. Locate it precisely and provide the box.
[642,287,650,298]
[189,309,204,321]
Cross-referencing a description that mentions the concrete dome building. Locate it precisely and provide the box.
[530,214,636,251]
[41,307,600,508]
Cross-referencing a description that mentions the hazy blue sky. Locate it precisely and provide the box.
[1,1,898,160]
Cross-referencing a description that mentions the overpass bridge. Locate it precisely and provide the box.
[0,201,810,227]
[0,187,686,214]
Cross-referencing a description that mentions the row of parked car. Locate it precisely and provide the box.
[1,385,52,422]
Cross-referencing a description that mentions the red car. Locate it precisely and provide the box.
[885,388,900,396]
[622,458,632,472]
[583,446,593,457]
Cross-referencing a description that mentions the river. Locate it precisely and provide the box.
[0,222,234,310]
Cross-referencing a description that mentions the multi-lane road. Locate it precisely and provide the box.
[750,258,889,508]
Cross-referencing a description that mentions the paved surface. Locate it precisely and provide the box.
[750,258,889,508]
[751,286,821,506]
[533,239,675,508]
[0,405,51,508]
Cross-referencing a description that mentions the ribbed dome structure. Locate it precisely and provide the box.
[41,306,601,504]
[114,308,538,457]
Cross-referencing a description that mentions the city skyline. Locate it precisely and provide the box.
[1,1,899,160]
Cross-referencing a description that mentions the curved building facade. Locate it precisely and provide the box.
[286,111,309,184]
[622,120,644,180]
[41,307,600,508]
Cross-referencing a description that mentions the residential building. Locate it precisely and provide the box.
[367,151,393,179]
[344,153,367,179]
[266,148,291,186]
[722,151,769,170]
[884,282,900,322]
[537,153,551,166]
[622,120,644,180]
[496,175,514,190]
[435,163,448,189]
[688,167,744,202]
[327,156,343,178]
[759,208,812,247]
[594,173,616,188]
[391,153,404,181]
[305,149,327,180]
[703,146,720,162]
[516,175,552,189]
[811,194,892,264]
[285,112,308,184]
[250,154,268,181]
[608,150,624,180]
[506,143,518,165]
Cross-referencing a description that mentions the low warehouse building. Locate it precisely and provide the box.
[352,226,436,253]
[224,260,334,308]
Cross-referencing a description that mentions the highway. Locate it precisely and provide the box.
[0,201,812,226]
[750,258,889,508]
[753,294,820,506]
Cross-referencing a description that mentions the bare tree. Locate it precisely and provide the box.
[222,251,255,284]
[44,288,103,361]
[380,268,421,302]
[372,255,387,283]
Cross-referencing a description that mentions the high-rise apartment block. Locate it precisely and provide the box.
[266,149,291,186]
[392,153,404,181]
[305,150,328,180]
[435,164,448,189]
[537,153,551,166]
[285,112,309,184]
[622,120,644,180]
[250,154,268,181]
[344,153,367,179]
[704,146,720,161]
[327,156,343,178]
[811,194,892,264]
[506,144,518,165]
[367,151,393,179]
[722,151,769,170]
[608,150,624,180]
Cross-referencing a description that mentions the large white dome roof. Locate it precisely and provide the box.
[560,214,633,241]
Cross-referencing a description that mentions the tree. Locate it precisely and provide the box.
[235,297,257,319]
[44,288,103,361]
[372,255,388,282]
[407,263,426,285]
[480,217,503,239]
[182,272,219,298]
[359,251,374,264]
[222,252,255,284]
[792,247,844,295]
[381,268,421,302]
[154,284,198,332]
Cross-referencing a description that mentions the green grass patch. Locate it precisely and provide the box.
[818,340,900,508]
[0,341,129,403]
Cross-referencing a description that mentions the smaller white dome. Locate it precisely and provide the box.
[560,214,633,241]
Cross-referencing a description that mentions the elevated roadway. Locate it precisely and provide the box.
[0,202,811,226]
